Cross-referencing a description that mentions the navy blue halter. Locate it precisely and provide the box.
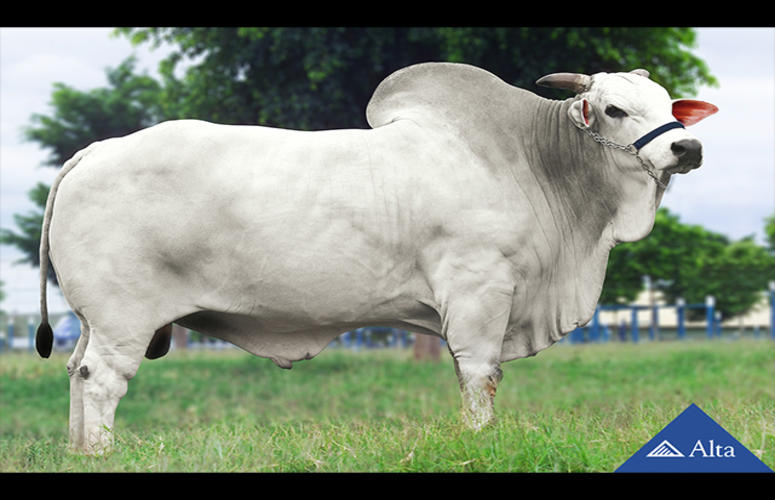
[582,119,687,189]
[631,121,685,151]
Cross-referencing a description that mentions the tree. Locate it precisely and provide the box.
[699,237,775,320]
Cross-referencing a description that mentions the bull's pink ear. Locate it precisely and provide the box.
[568,98,594,129]
[583,99,590,125]
[672,99,718,126]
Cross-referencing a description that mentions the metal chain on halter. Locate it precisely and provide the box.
[583,128,670,189]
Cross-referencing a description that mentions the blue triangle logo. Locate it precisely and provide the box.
[616,404,773,472]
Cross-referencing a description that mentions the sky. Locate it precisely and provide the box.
[1,27,773,314]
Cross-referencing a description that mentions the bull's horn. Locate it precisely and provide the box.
[630,68,650,78]
[535,73,592,94]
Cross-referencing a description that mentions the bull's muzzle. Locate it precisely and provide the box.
[669,138,703,173]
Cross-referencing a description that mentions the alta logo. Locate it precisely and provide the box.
[616,404,773,473]
[645,438,736,459]
[646,440,684,457]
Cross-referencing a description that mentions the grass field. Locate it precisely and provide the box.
[1,339,773,472]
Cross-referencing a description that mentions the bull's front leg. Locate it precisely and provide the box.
[440,280,513,430]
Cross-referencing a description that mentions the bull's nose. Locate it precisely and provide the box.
[671,139,702,168]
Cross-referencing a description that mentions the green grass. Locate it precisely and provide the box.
[1,340,773,472]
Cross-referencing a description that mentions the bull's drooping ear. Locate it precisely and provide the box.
[568,98,594,129]
[672,99,719,126]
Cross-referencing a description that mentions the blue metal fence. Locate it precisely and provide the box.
[564,289,775,344]
[2,285,774,353]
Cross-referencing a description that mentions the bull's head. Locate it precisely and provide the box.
[537,69,717,178]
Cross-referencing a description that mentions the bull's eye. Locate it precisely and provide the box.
[605,105,628,118]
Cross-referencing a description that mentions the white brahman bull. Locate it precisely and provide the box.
[35,63,717,454]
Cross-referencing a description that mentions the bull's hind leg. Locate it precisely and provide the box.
[69,317,157,455]
[66,313,90,452]
[442,284,513,430]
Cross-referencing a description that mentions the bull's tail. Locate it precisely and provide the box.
[36,143,99,358]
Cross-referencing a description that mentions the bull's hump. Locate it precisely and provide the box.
[366,62,522,130]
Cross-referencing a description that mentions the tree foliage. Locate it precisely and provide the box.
[764,212,775,254]
[0,183,59,284]
[24,56,163,167]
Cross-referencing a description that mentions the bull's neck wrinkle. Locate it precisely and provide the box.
[518,96,620,325]
[523,97,617,248]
